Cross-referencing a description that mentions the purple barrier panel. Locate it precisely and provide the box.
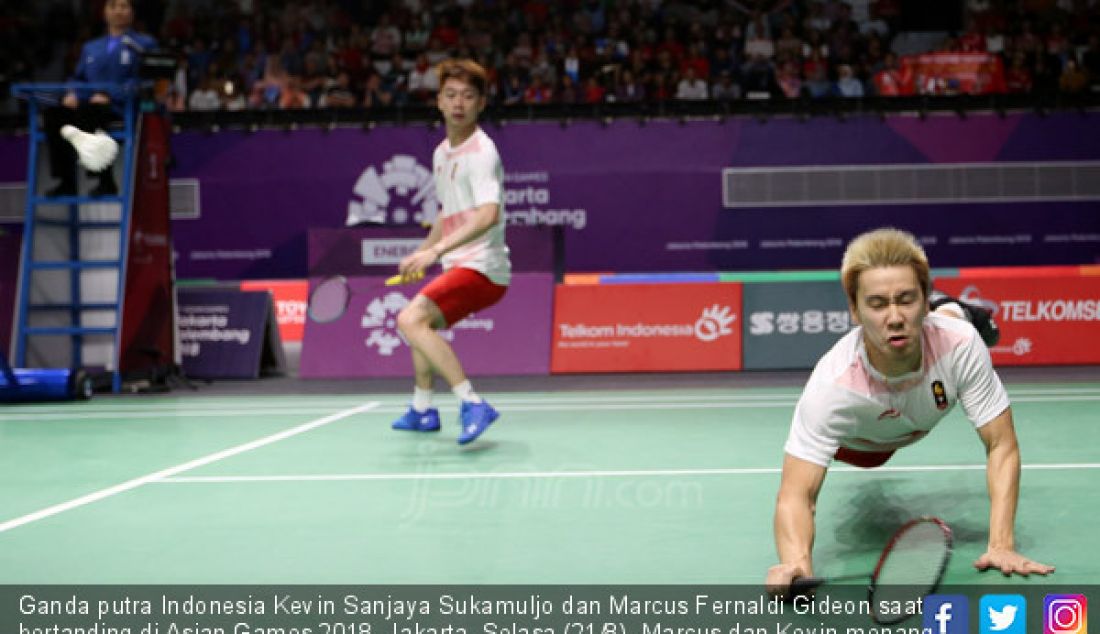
[0,228,21,356]
[22,111,1086,280]
[177,287,273,379]
[300,272,552,378]
[0,136,27,182]
[308,225,554,277]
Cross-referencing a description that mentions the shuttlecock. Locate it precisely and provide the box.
[60,125,119,172]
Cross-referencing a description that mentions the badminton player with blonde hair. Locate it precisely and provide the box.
[43,0,156,197]
[766,228,1054,596]
[390,59,510,445]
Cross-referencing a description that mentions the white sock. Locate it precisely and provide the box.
[452,380,482,404]
[412,387,433,413]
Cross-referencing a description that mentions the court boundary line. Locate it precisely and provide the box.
[7,393,1100,422]
[156,462,1100,484]
[0,402,380,534]
[7,385,1100,416]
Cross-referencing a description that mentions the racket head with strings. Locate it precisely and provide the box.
[307,275,353,323]
[868,516,953,624]
[786,516,952,625]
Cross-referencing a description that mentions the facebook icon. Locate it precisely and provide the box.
[924,595,970,634]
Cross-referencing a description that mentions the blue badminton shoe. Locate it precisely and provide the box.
[457,400,499,445]
[391,406,441,432]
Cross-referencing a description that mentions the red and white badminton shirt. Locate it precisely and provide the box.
[432,127,511,286]
[784,312,1010,467]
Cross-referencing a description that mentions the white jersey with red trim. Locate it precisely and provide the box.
[784,312,1011,467]
[433,127,511,286]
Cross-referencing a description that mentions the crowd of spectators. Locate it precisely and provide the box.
[2,0,1100,115]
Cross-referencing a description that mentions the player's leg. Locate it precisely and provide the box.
[392,343,441,432]
[929,289,1000,347]
[397,293,468,386]
[400,268,507,444]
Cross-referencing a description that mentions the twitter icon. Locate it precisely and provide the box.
[981,595,1027,634]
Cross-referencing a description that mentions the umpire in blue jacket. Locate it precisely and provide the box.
[44,0,157,197]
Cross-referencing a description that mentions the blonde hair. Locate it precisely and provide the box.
[841,228,931,305]
[437,59,488,96]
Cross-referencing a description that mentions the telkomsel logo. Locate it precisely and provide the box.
[959,285,1000,318]
[347,155,437,226]
[981,595,1026,634]
[923,595,969,634]
[1045,594,1088,634]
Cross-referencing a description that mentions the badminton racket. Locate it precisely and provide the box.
[790,516,953,625]
[307,273,426,323]
[61,125,119,172]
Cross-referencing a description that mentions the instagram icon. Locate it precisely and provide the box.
[1045,595,1088,634]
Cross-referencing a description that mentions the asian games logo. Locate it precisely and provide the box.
[360,290,453,356]
[346,154,438,226]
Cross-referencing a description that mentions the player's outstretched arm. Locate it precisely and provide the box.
[975,409,1055,576]
[767,454,827,596]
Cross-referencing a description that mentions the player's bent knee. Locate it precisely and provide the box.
[396,305,431,334]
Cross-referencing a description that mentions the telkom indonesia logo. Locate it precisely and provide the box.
[347,155,438,226]
[694,305,736,342]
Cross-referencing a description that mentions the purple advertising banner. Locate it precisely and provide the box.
[0,228,22,357]
[300,272,552,378]
[3,112,1098,277]
[308,225,554,277]
[177,287,273,379]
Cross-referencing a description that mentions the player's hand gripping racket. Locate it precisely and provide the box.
[385,271,425,286]
[791,516,953,625]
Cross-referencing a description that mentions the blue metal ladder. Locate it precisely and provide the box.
[10,82,140,393]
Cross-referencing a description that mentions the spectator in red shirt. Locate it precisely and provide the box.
[873,52,912,96]
[523,76,553,103]
[583,76,607,103]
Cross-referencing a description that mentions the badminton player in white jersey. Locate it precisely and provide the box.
[766,228,1054,596]
[391,59,510,445]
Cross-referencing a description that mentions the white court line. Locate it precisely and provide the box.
[157,462,1100,484]
[7,386,1100,416]
[0,402,380,534]
[7,393,1100,422]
